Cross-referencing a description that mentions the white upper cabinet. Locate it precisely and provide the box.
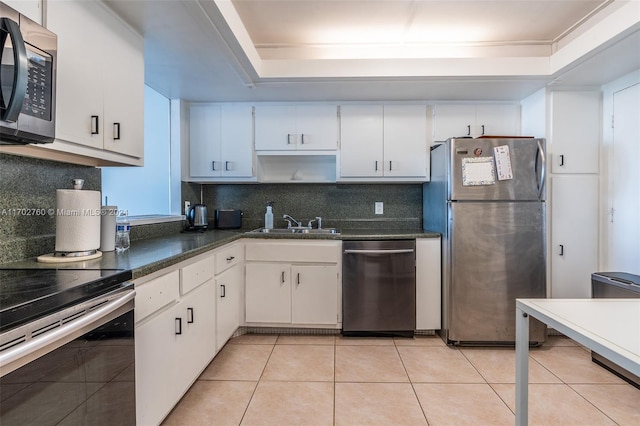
[433,104,520,141]
[4,0,41,23]
[47,0,143,164]
[339,105,384,177]
[255,104,338,150]
[340,104,428,181]
[550,91,600,174]
[383,105,428,178]
[188,103,254,180]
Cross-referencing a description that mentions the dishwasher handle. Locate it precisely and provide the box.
[344,249,415,255]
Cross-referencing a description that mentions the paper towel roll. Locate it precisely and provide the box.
[55,189,101,253]
[100,206,118,252]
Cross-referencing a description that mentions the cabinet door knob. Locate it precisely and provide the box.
[175,317,182,335]
[187,307,194,323]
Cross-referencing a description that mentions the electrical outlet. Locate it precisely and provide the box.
[375,202,383,215]
[184,201,191,214]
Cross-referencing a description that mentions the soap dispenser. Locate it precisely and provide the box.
[265,202,274,229]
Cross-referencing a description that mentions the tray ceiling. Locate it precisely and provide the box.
[104,0,640,101]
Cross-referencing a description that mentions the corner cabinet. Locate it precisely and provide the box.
[47,0,144,165]
[214,242,244,350]
[244,240,341,327]
[254,104,338,151]
[432,104,520,141]
[339,104,428,182]
[188,103,255,182]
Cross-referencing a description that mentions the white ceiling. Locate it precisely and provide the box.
[103,0,640,102]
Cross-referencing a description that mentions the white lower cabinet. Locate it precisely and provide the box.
[550,175,599,298]
[245,241,341,327]
[135,257,216,426]
[416,237,441,330]
[291,265,339,324]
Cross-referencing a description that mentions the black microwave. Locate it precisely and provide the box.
[0,1,56,144]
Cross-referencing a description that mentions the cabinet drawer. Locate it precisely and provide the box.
[215,243,244,275]
[135,270,180,323]
[245,241,340,263]
[180,256,215,295]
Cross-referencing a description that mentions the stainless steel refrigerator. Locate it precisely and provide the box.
[424,138,547,345]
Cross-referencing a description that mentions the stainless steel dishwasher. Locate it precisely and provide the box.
[342,240,416,337]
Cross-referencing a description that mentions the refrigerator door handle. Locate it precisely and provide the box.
[535,140,546,200]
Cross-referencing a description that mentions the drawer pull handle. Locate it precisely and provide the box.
[220,284,226,298]
[226,256,235,262]
[466,125,471,136]
[175,317,182,335]
[187,308,194,324]
[212,161,217,171]
[281,271,285,284]
[559,154,565,166]
[559,245,564,256]
[297,273,300,285]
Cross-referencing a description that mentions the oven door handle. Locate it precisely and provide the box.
[344,249,415,255]
[0,17,28,122]
[0,289,135,376]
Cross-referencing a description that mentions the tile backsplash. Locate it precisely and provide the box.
[184,182,423,230]
[0,153,101,263]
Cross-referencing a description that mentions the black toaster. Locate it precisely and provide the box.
[215,209,243,229]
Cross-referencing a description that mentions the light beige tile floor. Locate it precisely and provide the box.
[162,334,640,426]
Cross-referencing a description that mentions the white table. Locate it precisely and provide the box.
[515,299,640,426]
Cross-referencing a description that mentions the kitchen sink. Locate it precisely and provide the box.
[249,227,340,235]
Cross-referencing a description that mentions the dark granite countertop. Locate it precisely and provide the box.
[1,228,440,279]
[0,228,439,330]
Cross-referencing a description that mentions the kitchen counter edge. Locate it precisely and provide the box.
[1,229,440,279]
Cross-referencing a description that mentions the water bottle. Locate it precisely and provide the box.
[115,215,131,252]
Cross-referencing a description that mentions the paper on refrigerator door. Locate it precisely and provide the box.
[493,145,513,181]
[461,157,496,186]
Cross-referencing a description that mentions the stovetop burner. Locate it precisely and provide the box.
[0,268,132,333]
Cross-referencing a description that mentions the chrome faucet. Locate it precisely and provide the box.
[307,216,323,229]
[282,214,302,228]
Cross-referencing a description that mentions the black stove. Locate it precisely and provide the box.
[0,268,132,333]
